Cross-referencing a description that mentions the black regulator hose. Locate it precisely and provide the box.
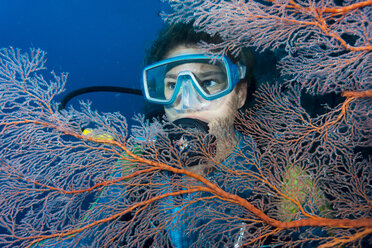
[58,86,143,111]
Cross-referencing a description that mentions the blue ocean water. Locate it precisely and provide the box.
[0,0,165,127]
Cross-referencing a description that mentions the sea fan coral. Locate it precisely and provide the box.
[1,0,371,247]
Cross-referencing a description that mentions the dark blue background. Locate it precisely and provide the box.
[0,0,166,127]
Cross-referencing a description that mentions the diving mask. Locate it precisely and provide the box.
[142,54,246,111]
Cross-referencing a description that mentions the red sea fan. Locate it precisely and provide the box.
[1,0,372,246]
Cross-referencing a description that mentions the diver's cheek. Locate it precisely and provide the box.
[164,108,177,122]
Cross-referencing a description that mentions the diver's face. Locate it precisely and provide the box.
[163,46,247,127]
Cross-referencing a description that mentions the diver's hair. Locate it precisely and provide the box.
[144,22,224,64]
[143,22,256,115]
[144,23,254,73]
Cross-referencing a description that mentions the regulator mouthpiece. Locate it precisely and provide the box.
[165,118,216,167]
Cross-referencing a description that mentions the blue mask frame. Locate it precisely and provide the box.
[142,54,246,105]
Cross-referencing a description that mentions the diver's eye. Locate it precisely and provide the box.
[164,81,176,100]
[202,80,217,88]
[166,82,176,90]
[201,79,226,94]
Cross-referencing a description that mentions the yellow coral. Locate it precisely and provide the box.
[278,164,331,222]
[82,128,114,141]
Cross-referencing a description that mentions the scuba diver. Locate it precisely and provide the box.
[127,22,256,248]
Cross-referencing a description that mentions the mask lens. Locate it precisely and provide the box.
[144,65,169,102]
[194,60,228,97]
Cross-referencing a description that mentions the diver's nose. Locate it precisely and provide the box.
[180,79,199,110]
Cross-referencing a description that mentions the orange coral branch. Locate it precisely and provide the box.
[324,0,372,14]
[25,187,205,248]
[319,228,372,248]
[263,0,372,52]
[267,0,372,14]
[342,89,372,98]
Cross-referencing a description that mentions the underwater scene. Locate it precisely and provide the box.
[0,0,371,247]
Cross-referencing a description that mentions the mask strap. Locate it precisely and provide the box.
[238,64,246,79]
